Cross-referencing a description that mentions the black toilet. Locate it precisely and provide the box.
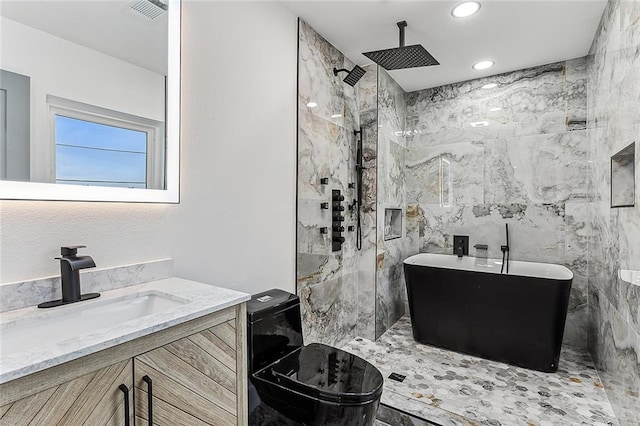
[247,289,383,425]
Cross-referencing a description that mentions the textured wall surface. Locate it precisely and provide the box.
[296,20,373,346]
[376,68,409,338]
[404,59,591,349]
[586,1,640,424]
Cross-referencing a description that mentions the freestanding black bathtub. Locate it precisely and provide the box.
[403,253,573,372]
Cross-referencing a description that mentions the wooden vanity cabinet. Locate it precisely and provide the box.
[0,304,247,426]
[0,359,133,426]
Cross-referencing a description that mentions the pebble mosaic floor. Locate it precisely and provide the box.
[343,316,619,426]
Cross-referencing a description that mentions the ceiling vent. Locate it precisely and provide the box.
[127,0,167,22]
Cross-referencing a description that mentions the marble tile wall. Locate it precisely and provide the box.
[297,20,377,346]
[376,68,409,338]
[586,0,640,424]
[404,59,591,349]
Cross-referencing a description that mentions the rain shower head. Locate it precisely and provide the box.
[363,21,439,70]
[333,65,366,86]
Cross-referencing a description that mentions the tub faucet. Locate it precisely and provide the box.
[38,246,100,308]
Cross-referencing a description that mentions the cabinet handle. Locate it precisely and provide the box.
[142,375,153,425]
[118,384,130,426]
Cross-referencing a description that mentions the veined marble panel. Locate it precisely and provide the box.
[407,142,485,206]
[376,67,408,338]
[405,62,572,143]
[484,131,589,204]
[299,275,358,348]
[586,1,640,424]
[0,259,172,312]
[588,287,640,426]
[417,203,565,264]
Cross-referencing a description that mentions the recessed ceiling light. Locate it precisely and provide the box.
[331,113,342,118]
[451,1,481,18]
[482,83,497,89]
[489,107,503,112]
[306,102,318,108]
[473,60,494,70]
[470,121,489,127]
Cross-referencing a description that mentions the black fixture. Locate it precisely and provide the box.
[363,21,440,70]
[333,66,366,87]
[453,235,469,258]
[118,384,130,426]
[142,375,153,424]
[38,246,99,308]
[246,289,383,424]
[354,128,364,251]
[348,225,355,232]
[501,224,510,274]
[332,190,345,252]
[320,177,329,185]
[320,227,328,234]
[320,202,329,209]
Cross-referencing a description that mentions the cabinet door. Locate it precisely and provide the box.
[0,359,133,426]
[134,319,239,425]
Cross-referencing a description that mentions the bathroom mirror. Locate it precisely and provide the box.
[0,0,180,203]
[611,142,635,208]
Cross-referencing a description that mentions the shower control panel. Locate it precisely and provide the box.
[332,190,345,252]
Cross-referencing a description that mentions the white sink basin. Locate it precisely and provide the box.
[1,291,189,357]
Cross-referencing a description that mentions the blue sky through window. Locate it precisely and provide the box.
[55,115,148,188]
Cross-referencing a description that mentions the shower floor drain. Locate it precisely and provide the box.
[388,372,406,382]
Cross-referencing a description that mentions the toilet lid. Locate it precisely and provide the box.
[264,343,383,404]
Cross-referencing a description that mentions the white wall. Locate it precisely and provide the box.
[0,17,165,182]
[0,1,298,295]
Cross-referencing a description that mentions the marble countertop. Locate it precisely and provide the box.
[0,278,250,384]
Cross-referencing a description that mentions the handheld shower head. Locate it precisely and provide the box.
[333,65,366,87]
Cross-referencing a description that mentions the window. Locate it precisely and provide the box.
[48,96,164,189]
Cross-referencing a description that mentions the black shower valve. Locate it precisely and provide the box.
[333,236,346,244]
[320,177,329,185]
[332,193,345,202]
[320,202,329,210]
[333,225,345,232]
[348,226,355,232]
[348,183,355,189]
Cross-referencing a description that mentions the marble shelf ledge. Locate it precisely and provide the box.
[0,278,250,384]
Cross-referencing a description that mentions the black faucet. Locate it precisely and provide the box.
[500,224,510,274]
[456,244,464,258]
[38,246,100,308]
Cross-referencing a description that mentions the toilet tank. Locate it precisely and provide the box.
[247,289,303,375]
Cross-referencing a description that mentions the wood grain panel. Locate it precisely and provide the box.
[136,347,236,415]
[134,361,236,425]
[189,329,236,371]
[136,389,221,426]
[0,386,56,425]
[58,359,131,425]
[166,336,236,393]
[235,303,248,426]
[27,370,95,425]
[0,404,12,419]
[211,322,236,349]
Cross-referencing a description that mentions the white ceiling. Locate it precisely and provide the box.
[280,0,608,92]
[0,1,167,75]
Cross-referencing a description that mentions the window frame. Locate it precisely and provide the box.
[47,95,165,189]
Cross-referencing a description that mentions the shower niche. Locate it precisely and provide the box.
[611,142,635,208]
[384,208,402,241]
